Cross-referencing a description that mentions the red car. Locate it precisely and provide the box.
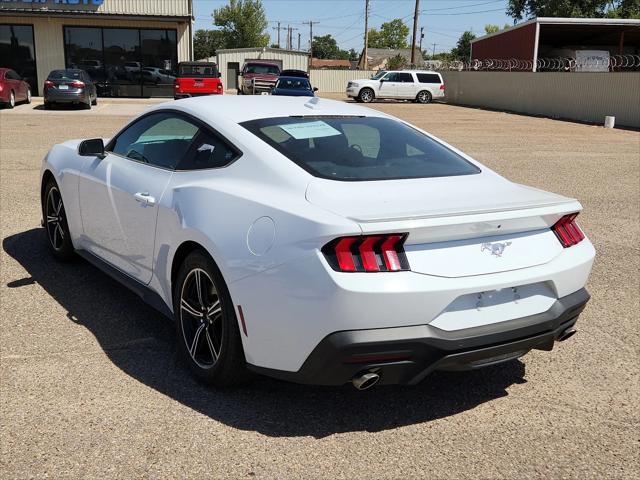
[174,62,223,99]
[0,68,32,109]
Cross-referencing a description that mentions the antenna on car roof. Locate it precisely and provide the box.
[304,97,320,109]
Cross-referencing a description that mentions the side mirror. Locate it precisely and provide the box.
[379,79,385,83]
[313,87,318,92]
[79,138,105,157]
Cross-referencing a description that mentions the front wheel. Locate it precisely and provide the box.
[26,89,32,104]
[173,250,250,387]
[8,91,15,109]
[358,88,375,103]
[416,90,432,104]
[43,179,74,260]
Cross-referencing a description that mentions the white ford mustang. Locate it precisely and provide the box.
[40,96,595,389]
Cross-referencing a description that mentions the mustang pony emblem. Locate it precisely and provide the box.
[481,241,512,257]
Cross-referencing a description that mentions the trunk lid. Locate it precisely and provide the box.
[306,174,581,277]
[175,77,222,95]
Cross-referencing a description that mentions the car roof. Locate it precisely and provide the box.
[151,96,388,124]
[277,76,310,82]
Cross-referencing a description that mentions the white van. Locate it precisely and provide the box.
[346,70,445,104]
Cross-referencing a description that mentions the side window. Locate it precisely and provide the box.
[383,72,398,82]
[397,72,414,83]
[177,129,240,170]
[6,70,18,80]
[110,112,199,169]
[417,73,442,84]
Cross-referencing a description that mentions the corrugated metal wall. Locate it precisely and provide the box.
[216,49,309,90]
[0,15,190,93]
[470,23,537,69]
[0,0,190,17]
[441,71,640,128]
[309,70,376,93]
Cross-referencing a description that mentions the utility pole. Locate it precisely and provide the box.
[287,26,298,50]
[286,25,290,49]
[432,43,436,59]
[363,0,370,70]
[298,32,301,51]
[410,0,420,66]
[272,21,284,48]
[419,26,424,53]
[303,21,319,68]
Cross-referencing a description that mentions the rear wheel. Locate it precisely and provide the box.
[26,89,32,104]
[91,96,98,106]
[8,91,15,109]
[416,90,432,104]
[173,250,250,387]
[84,98,92,110]
[358,88,374,103]
[43,179,74,261]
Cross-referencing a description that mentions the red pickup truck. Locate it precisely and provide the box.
[238,61,280,95]
[174,62,223,99]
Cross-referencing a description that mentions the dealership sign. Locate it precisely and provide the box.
[0,1,105,5]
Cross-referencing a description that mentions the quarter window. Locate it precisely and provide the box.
[416,73,441,84]
[177,129,240,170]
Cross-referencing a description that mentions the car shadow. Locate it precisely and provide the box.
[3,228,527,438]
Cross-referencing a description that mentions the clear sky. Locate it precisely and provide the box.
[193,0,516,54]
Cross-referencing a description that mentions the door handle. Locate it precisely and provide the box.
[134,192,156,206]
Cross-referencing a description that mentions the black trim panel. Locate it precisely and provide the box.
[76,249,173,320]
[248,288,590,386]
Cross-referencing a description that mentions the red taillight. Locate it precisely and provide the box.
[323,234,409,272]
[217,83,223,90]
[439,84,445,90]
[551,213,585,248]
[44,80,54,89]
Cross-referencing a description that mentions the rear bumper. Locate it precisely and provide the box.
[248,288,590,386]
[174,92,223,99]
[45,90,89,103]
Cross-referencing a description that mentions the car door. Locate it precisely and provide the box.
[78,111,199,284]
[396,72,416,98]
[6,70,23,100]
[378,72,399,98]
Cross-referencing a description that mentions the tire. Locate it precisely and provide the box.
[416,90,432,104]
[358,88,374,103]
[26,89,32,104]
[8,91,15,109]
[43,179,74,261]
[44,101,52,110]
[173,250,250,387]
[91,96,98,106]
[84,99,92,110]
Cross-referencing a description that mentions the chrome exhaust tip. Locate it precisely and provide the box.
[558,328,577,342]
[352,372,380,390]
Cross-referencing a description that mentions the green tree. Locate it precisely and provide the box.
[312,34,350,59]
[387,54,407,70]
[507,0,639,21]
[484,24,500,34]
[193,29,226,60]
[451,31,476,61]
[368,18,410,49]
[213,0,269,48]
[348,48,359,61]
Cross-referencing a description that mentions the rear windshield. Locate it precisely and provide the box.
[245,64,280,75]
[241,116,480,181]
[178,64,218,78]
[275,78,311,90]
[48,70,83,80]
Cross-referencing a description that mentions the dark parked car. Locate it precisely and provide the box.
[0,68,32,109]
[44,69,97,110]
[271,76,317,97]
[279,69,309,78]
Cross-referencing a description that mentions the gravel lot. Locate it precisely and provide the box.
[1,97,638,479]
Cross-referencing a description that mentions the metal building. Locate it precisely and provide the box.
[214,47,309,91]
[471,17,640,72]
[0,0,193,97]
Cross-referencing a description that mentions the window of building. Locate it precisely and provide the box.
[0,24,38,95]
[64,26,178,98]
